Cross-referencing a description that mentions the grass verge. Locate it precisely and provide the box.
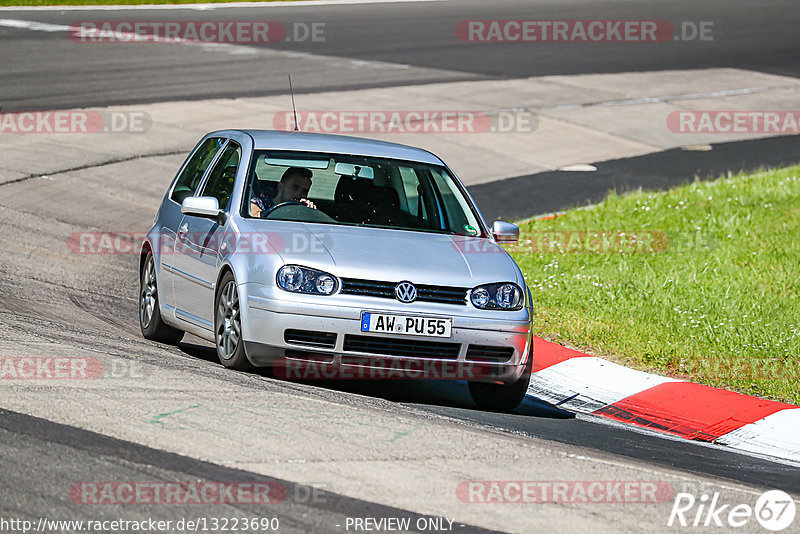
[508,165,800,404]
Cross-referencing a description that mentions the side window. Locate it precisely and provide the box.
[170,137,225,204]
[200,142,241,211]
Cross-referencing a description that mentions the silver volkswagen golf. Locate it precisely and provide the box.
[139,130,533,411]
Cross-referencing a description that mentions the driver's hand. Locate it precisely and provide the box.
[300,199,317,210]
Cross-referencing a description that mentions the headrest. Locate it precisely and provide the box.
[252,179,278,199]
[335,176,372,202]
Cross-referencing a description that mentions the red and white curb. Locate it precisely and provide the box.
[526,337,800,464]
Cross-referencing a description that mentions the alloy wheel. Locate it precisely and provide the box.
[216,280,241,360]
[139,256,157,329]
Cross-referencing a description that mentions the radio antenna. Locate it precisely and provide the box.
[288,74,299,131]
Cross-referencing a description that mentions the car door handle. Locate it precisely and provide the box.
[178,223,188,239]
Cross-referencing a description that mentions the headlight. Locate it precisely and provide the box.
[277,265,338,295]
[470,282,523,310]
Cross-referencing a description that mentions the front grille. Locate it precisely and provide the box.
[340,278,468,305]
[466,344,514,363]
[343,334,460,360]
[284,329,337,349]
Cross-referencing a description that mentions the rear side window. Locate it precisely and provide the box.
[170,137,225,204]
[200,142,241,211]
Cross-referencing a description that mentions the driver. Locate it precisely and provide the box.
[250,167,316,218]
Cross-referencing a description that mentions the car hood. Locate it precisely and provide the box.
[242,220,521,287]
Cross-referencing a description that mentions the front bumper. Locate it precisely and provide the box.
[240,283,533,384]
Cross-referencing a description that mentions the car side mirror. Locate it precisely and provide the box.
[182,196,224,223]
[492,221,519,243]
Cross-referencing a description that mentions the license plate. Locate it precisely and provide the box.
[360,312,452,338]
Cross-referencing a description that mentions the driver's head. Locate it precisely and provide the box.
[275,167,312,202]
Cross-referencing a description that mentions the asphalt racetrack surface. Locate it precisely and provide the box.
[0,0,798,110]
[1,0,799,532]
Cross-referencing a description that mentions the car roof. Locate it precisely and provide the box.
[213,129,444,166]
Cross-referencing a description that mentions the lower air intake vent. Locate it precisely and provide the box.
[466,344,514,363]
[284,329,337,349]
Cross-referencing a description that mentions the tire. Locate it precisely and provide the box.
[139,251,184,344]
[468,345,533,412]
[214,271,253,371]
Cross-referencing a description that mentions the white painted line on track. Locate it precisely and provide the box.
[0,18,260,56]
[0,17,65,32]
[0,0,443,11]
[528,356,680,413]
[532,85,791,111]
[0,17,414,67]
[558,163,597,172]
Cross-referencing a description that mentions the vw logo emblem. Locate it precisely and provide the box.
[395,281,417,303]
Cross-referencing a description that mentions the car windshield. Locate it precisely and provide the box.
[244,150,485,236]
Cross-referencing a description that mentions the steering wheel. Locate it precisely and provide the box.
[261,201,306,217]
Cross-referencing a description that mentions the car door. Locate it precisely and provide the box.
[159,136,226,310]
[172,140,241,329]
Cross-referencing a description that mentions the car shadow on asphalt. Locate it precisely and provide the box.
[176,340,574,420]
[177,339,219,363]
[290,379,575,420]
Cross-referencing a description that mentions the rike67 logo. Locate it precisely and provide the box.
[669,490,796,531]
